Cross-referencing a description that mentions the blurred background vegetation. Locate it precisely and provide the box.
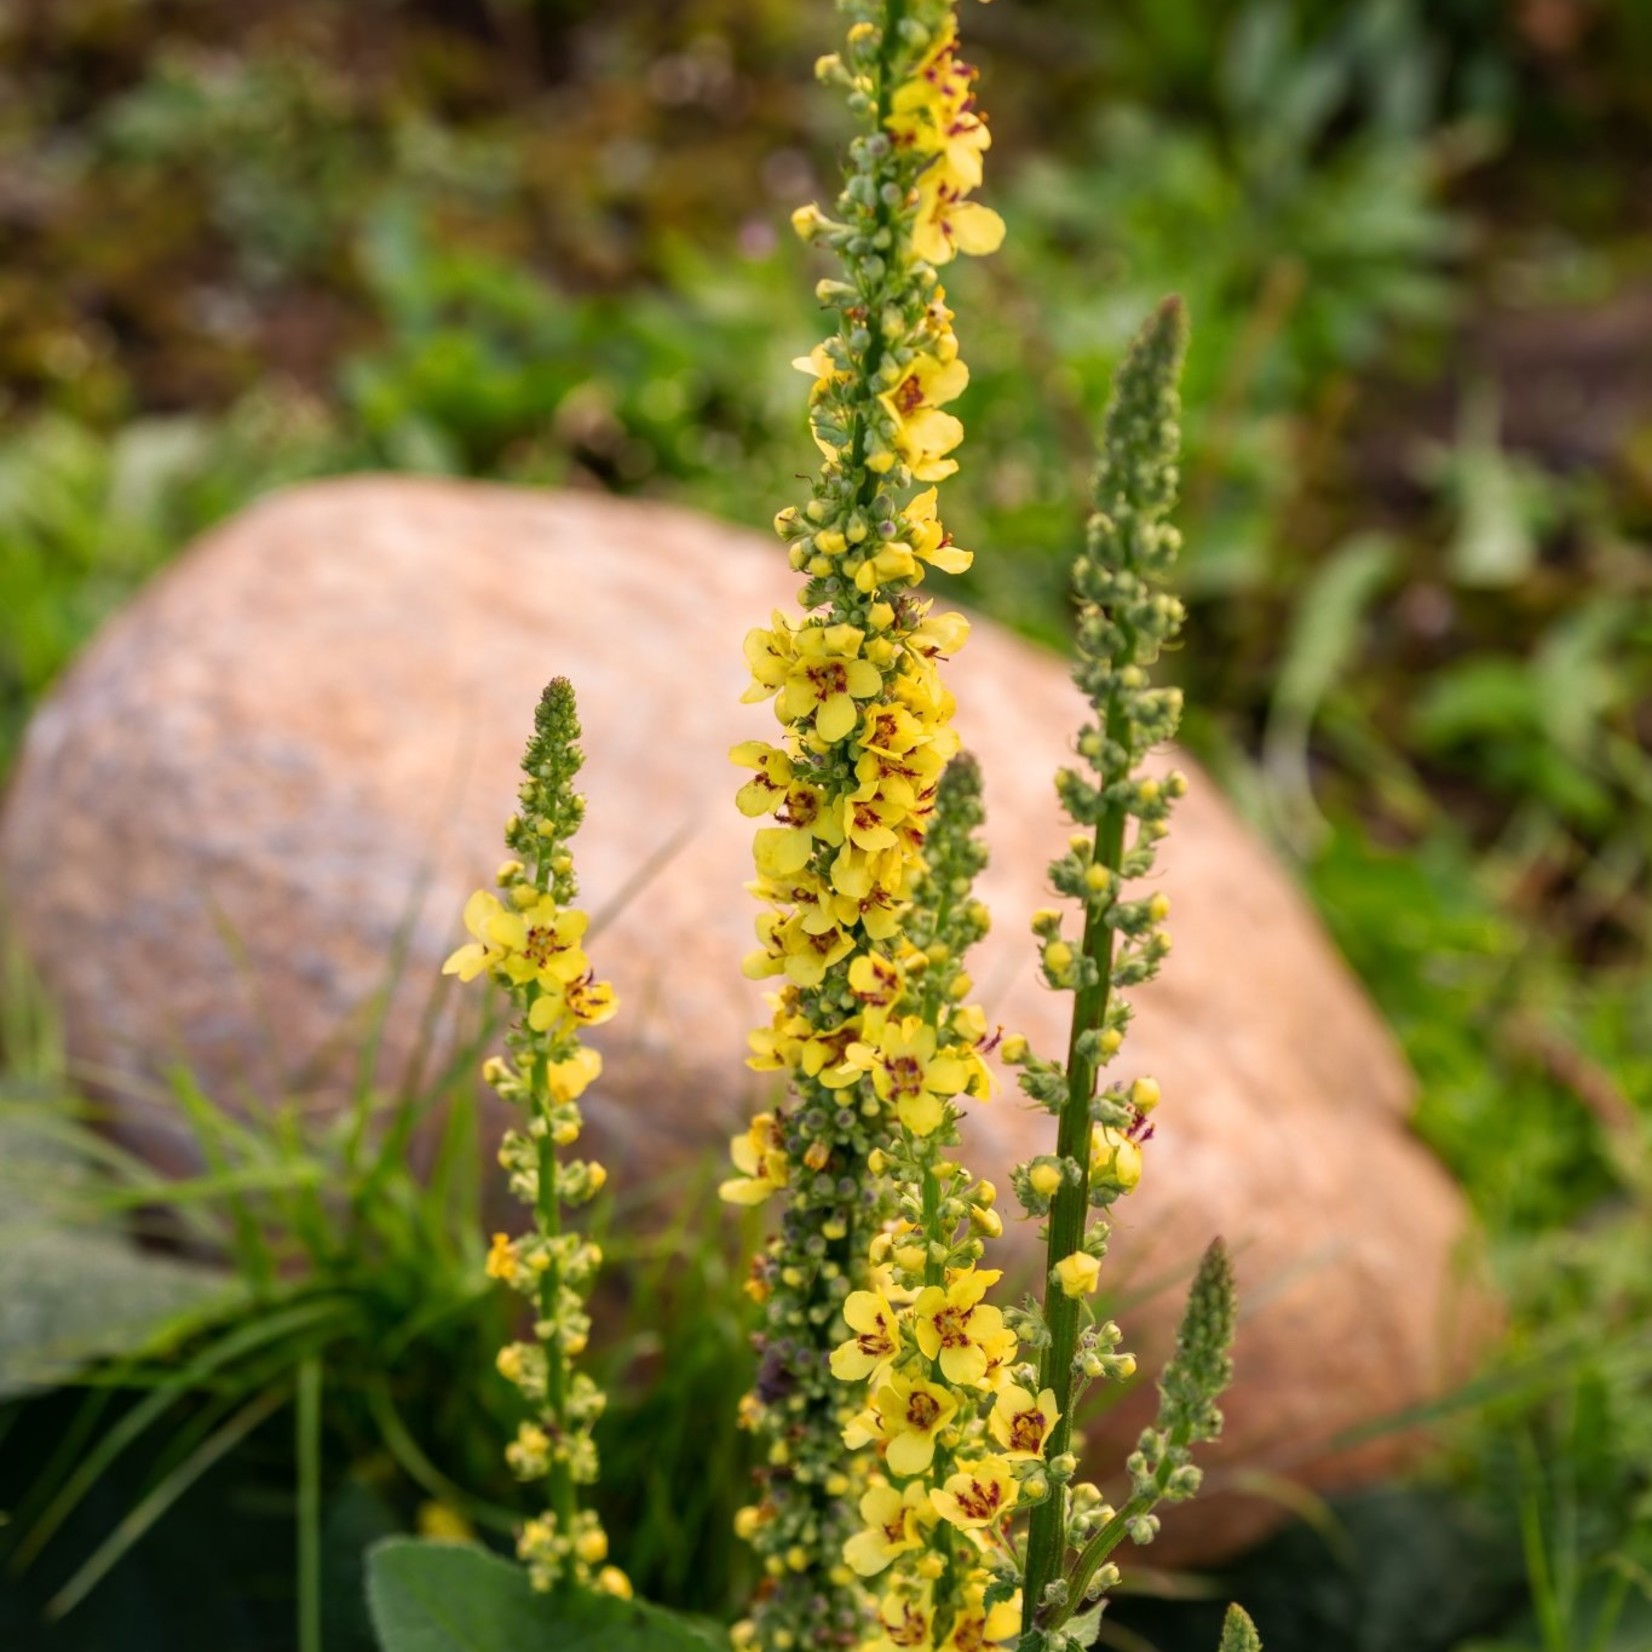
[1,0,1650,1648]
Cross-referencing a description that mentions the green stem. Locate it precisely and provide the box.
[1041,1491,1150,1636]
[1020,687,1130,1634]
[1042,1408,1195,1639]
[534,1053,577,1537]
[846,0,907,494]
[921,1161,944,1289]
[297,1358,322,1652]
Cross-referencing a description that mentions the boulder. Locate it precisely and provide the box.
[0,476,1489,1560]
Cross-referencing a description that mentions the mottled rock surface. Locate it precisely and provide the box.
[0,476,1489,1559]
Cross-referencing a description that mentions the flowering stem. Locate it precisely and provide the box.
[1020,722,1129,1629]
[447,678,623,1598]
[1011,299,1195,1639]
[534,1077,577,1538]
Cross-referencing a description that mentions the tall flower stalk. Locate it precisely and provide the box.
[720,3,1003,1648]
[443,678,628,1599]
[1011,296,1212,1642]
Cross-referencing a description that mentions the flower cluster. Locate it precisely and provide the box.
[720,4,1003,1648]
[828,757,1036,1652]
[443,678,629,1600]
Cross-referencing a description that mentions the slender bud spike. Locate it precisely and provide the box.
[1219,1603,1263,1652]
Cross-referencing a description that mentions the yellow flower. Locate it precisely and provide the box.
[828,838,908,905]
[840,773,918,856]
[868,1586,934,1652]
[830,1289,903,1383]
[901,486,972,576]
[1090,1123,1144,1190]
[974,1321,1020,1392]
[778,623,885,742]
[493,896,591,989]
[849,1015,975,1136]
[741,613,795,700]
[484,1231,516,1281]
[846,952,906,1036]
[929,1455,1018,1531]
[753,823,815,880]
[913,175,1006,267]
[939,1577,1022,1652]
[871,1373,960,1477]
[719,1111,789,1206]
[1054,1251,1101,1298]
[876,352,968,482]
[746,996,813,1072]
[527,972,618,1032]
[752,908,857,988]
[987,1383,1060,1460]
[543,1046,603,1102]
[911,1268,1011,1387]
[730,740,796,818]
[843,1479,929,1577]
[442,889,510,981]
[887,28,992,191]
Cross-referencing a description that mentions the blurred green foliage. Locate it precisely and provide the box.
[1,0,1651,1647]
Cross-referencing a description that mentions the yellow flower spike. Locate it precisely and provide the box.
[829,1289,903,1382]
[987,1384,1061,1460]
[456,677,616,1595]
[729,4,1011,1640]
[930,1456,1019,1531]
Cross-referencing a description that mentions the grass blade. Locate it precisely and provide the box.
[45,1383,290,1620]
[8,1294,352,1572]
[298,1356,323,1652]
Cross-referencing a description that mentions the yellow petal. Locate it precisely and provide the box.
[816,693,858,743]
[952,201,1006,256]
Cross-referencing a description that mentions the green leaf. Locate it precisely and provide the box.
[367,1539,723,1652]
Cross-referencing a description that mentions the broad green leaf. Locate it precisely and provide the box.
[367,1538,722,1652]
[0,1116,233,1398]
